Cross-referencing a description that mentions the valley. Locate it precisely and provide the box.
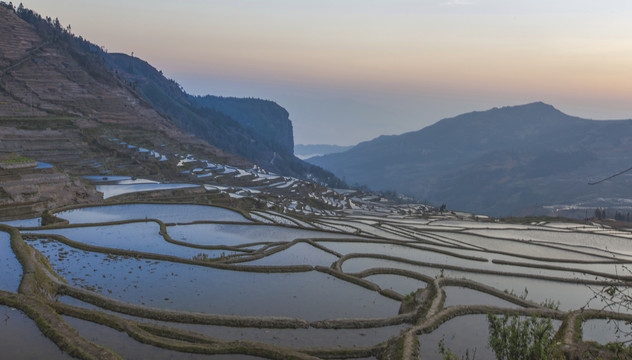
[1,3,632,360]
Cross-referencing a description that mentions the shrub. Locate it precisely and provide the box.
[487,313,556,360]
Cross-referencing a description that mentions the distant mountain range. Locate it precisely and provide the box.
[294,144,353,160]
[309,102,632,216]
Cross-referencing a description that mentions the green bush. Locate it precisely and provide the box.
[438,337,476,360]
[2,154,35,163]
[487,313,556,360]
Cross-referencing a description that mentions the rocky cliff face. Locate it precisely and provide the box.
[190,95,294,154]
[103,53,295,155]
[104,53,297,168]
[103,52,341,186]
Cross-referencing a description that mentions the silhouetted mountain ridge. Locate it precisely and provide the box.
[309,102,632,216]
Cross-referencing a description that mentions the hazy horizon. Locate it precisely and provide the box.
[18,0,632,146]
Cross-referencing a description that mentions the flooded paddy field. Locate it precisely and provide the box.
[55,204,251,224]
[361,274,427,295]
[167,223,362,247]
[242,242,339,266]
[27,222,242,259]
[0,231,22,292]
[63,316,267,360]
[27,238,398,320]
[0,305,74,359]
[2,203,632,359]
[582,319,632,345]
[417,314,495,360]
[442,286,523,308]
[55,295,409,349]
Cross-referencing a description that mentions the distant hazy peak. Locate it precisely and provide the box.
[452,102,564,120]
[500,101,556,110]
[294,144,354,160]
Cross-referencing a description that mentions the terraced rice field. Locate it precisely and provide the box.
[1,203,631,359]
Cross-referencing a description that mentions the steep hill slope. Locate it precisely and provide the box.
[0,3,346,216]
[309,102,632,216]
[103,53,271,158]
[104,53,342,186]
[0,4,252,214]
[0,5,239,161]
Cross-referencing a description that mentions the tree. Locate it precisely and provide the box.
[0,1,15,11]
[591,271,632,343]
[579,261,632,359]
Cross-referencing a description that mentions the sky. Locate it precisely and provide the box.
[19,0,632,146]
